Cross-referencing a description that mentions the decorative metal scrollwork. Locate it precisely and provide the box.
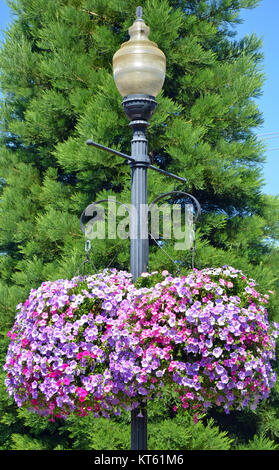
[147,191,201,272]
[77,191,201,276]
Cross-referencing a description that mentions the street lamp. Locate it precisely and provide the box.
[112,6,166,283]
[86,6,187,451]
[112,6,166,451]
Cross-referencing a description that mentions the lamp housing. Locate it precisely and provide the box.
[113,14,166,98]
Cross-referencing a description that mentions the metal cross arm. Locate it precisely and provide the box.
[86,139,187,184]
[86,139,135,162]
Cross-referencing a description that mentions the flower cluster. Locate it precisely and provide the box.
[122,266,279,414]
[4,270,138,419]
[4,266,279,420]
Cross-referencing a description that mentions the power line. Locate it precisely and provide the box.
[262,136,279,141]
[257,132,279,137]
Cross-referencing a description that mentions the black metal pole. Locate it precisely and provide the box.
[122,94,157,450]
[131,403,148,450]
[129,114,149,452]
[129,121,149,280]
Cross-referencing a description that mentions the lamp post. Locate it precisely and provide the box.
[113,6,166,283]
[113,8,165,450]
[86,6,187,451]
[113,7,166,450]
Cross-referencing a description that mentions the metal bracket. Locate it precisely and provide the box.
[86,139,187,183]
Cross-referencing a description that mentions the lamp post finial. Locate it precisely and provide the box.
[136,6,143,20]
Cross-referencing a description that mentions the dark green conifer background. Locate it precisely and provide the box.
[0,0,279,450]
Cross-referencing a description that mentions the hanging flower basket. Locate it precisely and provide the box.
[4,266,279,420]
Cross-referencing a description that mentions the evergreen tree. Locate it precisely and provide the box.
[0,0,278,450]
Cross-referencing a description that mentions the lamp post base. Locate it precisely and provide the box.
[131,404,148,450]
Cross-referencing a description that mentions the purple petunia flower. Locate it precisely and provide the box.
[213,347,223,358]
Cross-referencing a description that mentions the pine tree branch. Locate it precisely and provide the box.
[81,8,107,20]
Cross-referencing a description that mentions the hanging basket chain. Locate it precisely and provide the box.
[147,190,201,274]
[148,231,183,276]
[77,199,132,277]
[105,238,129,271]
[74,238,98,277]
[149,227,198,274]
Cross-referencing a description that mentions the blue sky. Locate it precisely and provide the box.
[0,0,278,196]
[236,2,279,196]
